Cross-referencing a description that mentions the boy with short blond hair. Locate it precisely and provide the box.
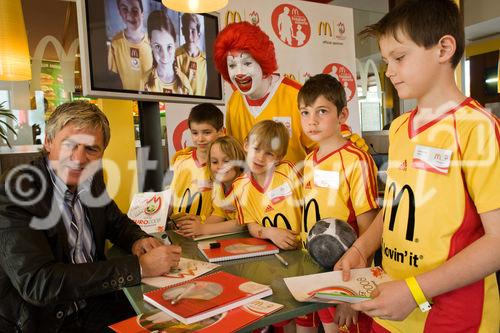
[233,120,302,250]
[108,0,153,90]
[336,1,500,332]
[299,74,378,333]
[170,103,224,222]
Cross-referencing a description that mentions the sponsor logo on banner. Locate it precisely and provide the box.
[335,21,346,40]
[283,73,298,81]
[284,71,311,84]
[225,10,243,25]
[322,63,355,102]
[316,19,344,45]
[318,21,333,37]
[172,119,192,151]
[271,4,311,48]
[249,11,260,25]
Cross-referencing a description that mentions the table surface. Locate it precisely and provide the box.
[108,231,329,332]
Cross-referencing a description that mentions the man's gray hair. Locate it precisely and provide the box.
[45,101,111,148]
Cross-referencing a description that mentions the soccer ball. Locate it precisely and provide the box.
[307,218,357,270]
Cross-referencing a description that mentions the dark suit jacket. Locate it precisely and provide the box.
[0,156,148,332]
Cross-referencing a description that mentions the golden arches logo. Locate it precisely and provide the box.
[283,73,297,81]
[317,21,332,37]
[225,11,242,25]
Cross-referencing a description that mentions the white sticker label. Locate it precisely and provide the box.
[313,169,340,189]
[267,182,292,204]
[412,145,452,175]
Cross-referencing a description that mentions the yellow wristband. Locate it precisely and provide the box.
[405,276,432,312]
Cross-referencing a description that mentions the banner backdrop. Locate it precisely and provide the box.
[165,0,358,165]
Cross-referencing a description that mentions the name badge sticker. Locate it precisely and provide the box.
[412,145,452,174]
[313,169,340,189]
[267,182,292,204]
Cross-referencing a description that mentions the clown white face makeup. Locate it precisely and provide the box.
[227,51,265,99]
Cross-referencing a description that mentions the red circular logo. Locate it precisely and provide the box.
[323,63,356,102]
[271,4,310,48]
[172,119,191,151]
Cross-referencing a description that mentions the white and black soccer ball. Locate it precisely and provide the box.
[307,218,357,270]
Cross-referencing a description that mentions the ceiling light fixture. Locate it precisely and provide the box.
[161,0,228,13]
[0,0,32,81]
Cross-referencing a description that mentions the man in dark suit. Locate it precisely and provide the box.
[0,101,181,332]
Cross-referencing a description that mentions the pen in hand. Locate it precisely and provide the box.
[274,253,289,267]
[171,282,197,305]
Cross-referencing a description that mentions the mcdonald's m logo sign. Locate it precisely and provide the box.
[318,21,333,37]
[179,188,202,216]
[225,11,242,25]
[384,182,415,241]
[262,213,292,230]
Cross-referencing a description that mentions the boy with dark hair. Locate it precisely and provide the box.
[299,74,378,333]
[108,0,152,90]
[175,13,208,96]
[336,1,500,332]
[170,103,224,224]
[188,103,224,130]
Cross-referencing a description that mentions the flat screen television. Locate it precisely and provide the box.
[76,0,223,104]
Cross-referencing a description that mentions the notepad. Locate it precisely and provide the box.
[143,271,272,324]
[197,237,279,263]
[109,299,283,333]
[141,257,220,288]
[174,229,244,241]
[284,267,392,304]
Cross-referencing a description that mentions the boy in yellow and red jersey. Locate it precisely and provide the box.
[233,120,302,249]
[108,0,153,90]
[335,1,500,332]
[169,103,223,225]
[233,119,305,333]
[299,74,379,333]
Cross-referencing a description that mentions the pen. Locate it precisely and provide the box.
[274,253,289,267]
[161,233,171,245]
[171,283,197,305]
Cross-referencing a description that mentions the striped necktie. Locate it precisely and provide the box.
[64,191,94,264]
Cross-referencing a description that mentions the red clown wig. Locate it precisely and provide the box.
[214,22,278,83]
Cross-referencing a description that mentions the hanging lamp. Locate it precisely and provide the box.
[161,0,228,13]
[0,0,32,81]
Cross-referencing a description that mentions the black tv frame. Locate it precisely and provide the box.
[76,0,224,104]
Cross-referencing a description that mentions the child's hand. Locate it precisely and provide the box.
[351,280,415,321]
[267,228,299,250]
[334,245,368,281]
[334,303,358,328]
[175,215,203,237]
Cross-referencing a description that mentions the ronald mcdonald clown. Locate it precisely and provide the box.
[214,22,367,165]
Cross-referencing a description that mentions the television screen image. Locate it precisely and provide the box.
[76,0,223,103]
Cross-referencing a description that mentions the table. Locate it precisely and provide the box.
[108,231,330,332]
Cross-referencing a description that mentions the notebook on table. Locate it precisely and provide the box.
[197,237,279,263]
[174,229,244,241]
[109,299,283,333]
[284,266,392,304]
[141,257,220,288]
[143,271,272,324]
